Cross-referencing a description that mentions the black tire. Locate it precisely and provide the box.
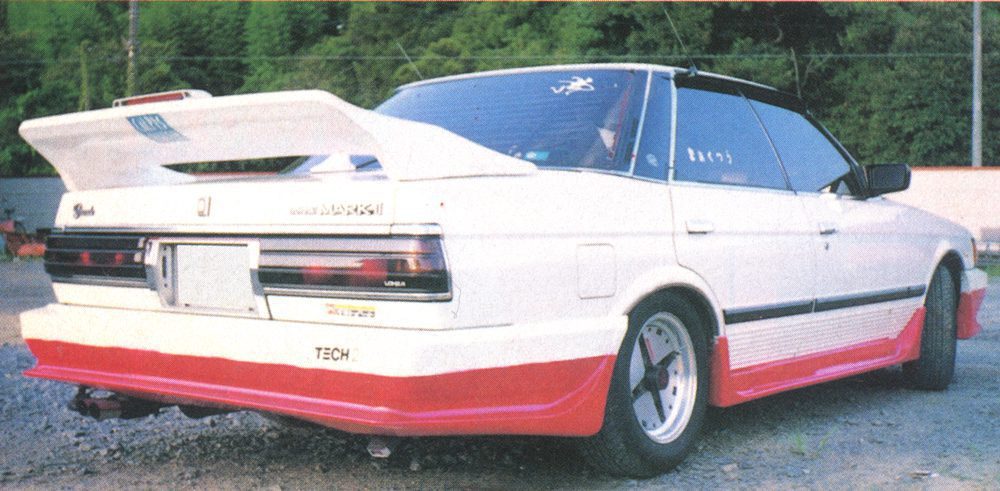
[579,294,709,478]
[903,266,957,390]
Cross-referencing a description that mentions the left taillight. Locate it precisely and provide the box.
[257,236,450,301]
[44,234,147,286]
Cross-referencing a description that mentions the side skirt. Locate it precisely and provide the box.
[709,307,926,407]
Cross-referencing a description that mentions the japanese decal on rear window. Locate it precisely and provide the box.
[550,76,595,96]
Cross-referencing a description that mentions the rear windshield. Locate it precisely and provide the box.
[376,69,647,173]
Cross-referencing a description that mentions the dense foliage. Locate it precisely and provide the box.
[1,2,997,176]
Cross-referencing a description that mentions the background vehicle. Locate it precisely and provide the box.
[0,199,46,257]
[18,65,987,477]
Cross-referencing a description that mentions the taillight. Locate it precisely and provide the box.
[44,234,147,285]
[257,236,450,301]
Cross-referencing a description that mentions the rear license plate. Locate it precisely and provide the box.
[173,244,257,313]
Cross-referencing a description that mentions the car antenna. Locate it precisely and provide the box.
[661,5,698,77]
[396,42,424,81]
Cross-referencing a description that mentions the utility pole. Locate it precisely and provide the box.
[972,1,983,167]
[126,0,138,97]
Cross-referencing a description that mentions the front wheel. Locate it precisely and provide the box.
[903,266,958,390]
[579,295,709,477]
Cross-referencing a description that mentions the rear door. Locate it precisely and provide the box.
[668,77,818,359]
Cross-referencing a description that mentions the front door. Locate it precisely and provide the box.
[746,97,929,355]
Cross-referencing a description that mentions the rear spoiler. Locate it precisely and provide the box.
[19,90,536,191]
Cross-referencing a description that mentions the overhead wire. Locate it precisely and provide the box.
[1,52,999,65]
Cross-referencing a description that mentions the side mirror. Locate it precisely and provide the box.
[865,163,911,196]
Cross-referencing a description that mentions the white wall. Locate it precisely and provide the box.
[889,168,1000,243]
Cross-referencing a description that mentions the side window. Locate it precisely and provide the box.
[749,100,853,193]
[674,87,787,190]
[633,76,671,181]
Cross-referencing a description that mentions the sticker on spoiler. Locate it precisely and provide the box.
[127,114,187,143]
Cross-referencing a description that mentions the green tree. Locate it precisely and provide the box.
[242,2,293,92]
[142,2,249,95]
[827,4,972,165]
[2,2,998,175]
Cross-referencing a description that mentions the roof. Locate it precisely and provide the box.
[395,63,780,94]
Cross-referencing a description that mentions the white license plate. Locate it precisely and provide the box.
[174,244,257,313]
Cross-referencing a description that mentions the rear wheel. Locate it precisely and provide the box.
[903,266,957,390]
[580,295,709,477]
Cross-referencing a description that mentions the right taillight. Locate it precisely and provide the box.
[257,236,450,301]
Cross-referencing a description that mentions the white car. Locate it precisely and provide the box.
[19,64,988,477]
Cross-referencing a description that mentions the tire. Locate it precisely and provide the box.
[903,266,958,390]
[580,294,709,477]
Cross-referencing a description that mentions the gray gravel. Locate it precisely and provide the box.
[1,260,998,489]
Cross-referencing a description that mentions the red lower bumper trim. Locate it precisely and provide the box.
[957,288,986,339]
[710,308,926,407]
[24,339,614,437]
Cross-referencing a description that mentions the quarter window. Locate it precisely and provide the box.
[749,100,853,193]
[674,87,787,190]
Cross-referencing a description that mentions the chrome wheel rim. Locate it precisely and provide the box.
[628,312,697,444]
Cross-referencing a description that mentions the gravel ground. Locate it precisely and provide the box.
[1,260,998,489]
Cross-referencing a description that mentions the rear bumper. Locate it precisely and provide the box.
[21,304,627,436]
[957,268,989,340]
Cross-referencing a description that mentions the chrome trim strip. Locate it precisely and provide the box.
[396,63,681,91]
[145,237,269,319]
[627,70,654,176]
[743,89,793,191]
[389,223,443,236]
[59,224,395,235]
[52,228,453,304]
[50,276,148,289]
[263,286,452,302]
[668,180,799,197]
[667,73,678,182]
[535,165,633,179]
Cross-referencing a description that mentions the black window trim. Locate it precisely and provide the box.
[742,90,794,192]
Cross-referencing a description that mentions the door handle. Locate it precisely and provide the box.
[686,219,715,234]
[818,222,838,235]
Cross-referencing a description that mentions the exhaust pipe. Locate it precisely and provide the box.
[69,387,164,420]
[367,436,401,458]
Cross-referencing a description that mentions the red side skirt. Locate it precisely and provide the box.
[710,308,926,407]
